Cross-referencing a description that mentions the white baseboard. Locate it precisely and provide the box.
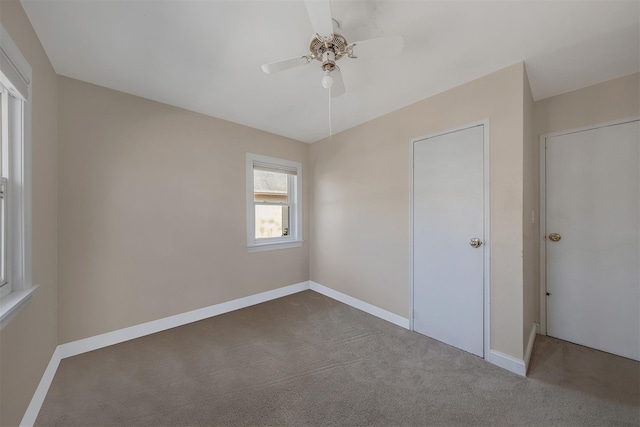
[24,280,410,425]
[523,322,538,373]
[59,281,309,358]
[309,281,410,329]
[488,349,526,377]
[20,346,61,427]
[21,280,537,426]
[310,282,535,378]
[20,282,309,426]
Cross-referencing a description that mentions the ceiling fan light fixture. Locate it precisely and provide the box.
[321,70,333,89]
[261,0,404,99]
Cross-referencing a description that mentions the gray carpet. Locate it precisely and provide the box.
[36,291,639,426]
[528,334,639,408]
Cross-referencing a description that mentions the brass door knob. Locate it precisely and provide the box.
[548,233,561,242]
[469,238,482,248]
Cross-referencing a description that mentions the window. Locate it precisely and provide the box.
[246,153,302,252]
[0,24,35,330]
[0,90,6,292]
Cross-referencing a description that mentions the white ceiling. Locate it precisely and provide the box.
[21,0,640,143]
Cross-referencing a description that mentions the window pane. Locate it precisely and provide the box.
[0,88,3,176]
[0,90,5,287]
[254,170,288,203]
[255,205,290,238]
[0,179,5,286]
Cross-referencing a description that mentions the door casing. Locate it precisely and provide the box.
[410,120,491,360]
[538,116,640,336]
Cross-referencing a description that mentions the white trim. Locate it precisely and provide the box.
[409,139,414,331]
[524,322,538,373]
[0,284,37,331]
[538,116,640,336]
[482,121,491,361]
[541,117,640,140]
[26,282,409,422]
[247,240,303,253]
[309,281,410,329]
[22,282,310,424]
[17,277,541,425]
[409,120,491,360]
[59,281,309,358]
[20,347,61,427]
[0,25,32,100]
[539,133,547,335]
[488,350,526,377]
[23,281,412,424]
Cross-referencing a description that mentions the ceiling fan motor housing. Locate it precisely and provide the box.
[310,33,349,66]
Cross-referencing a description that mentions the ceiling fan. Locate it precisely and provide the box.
[261,0,404,97]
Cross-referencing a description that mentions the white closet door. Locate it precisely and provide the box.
[546,120,640,361]
[413,125,485,357]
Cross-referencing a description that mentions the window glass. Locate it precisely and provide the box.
[254,170,288,203]
[0,87,6,290]
[255,205,289,238]
[254,170,290,239]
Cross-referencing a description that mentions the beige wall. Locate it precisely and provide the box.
[310,63,527,359]
[57,77,309,343]
[535,73,639,136]
[522,66,538,354]
[0,1,59,425]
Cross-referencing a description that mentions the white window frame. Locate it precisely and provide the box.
[0,23,37,331]
[246,153,303,252]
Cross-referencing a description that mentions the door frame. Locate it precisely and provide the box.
[410,120,491,360]
[538,116,639,336]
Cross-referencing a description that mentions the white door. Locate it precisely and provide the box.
[546,120,640,361]
[412,124,485,357]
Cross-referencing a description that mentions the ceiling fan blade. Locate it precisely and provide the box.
[261,56,310,74]
[350,35,404,59]
[304,0,334,37]
[331,68,345,98]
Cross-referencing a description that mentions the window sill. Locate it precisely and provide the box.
[0,285,39,331]
[247,240,304,253]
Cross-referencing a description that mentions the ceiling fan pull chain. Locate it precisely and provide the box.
[329,88,332,139]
